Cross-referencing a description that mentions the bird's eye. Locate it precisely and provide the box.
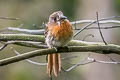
[54,17,57,22]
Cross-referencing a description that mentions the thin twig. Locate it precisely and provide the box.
[65,60,94,72]
[0,19,120,35]
[74,26,120,30]
[82,34,94,41]
[0,43,8,51]
[0,41,48,49]
[0,41,18,51]
[65,56,120,72]
[65,56,93,72]
[71,20,120,25]
[96,12,107,45]
[7,27,45,35]
[87,57,120,64]
[73,16,120,37]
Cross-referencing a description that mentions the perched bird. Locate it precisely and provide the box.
[45,11,73,77]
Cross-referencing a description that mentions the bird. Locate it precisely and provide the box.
[45,11,73,77]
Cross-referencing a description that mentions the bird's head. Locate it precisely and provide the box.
[49,11,67,24]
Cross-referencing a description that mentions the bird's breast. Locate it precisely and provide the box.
[48,20,73,47]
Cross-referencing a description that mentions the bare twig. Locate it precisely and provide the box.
[74,26,120,30]
[71,20,120,25]
[0,43,8,51]
[96,12,107,45]
[82,34,94,41]
[65,60,94,72]
[73,16,120,37]
[65,56,93,72]
[87,57,120,64]
[65,57,120,72]
[0,41,47,50]
[0,19,120,35]
[0,41,18,51]
[7,27,45,35]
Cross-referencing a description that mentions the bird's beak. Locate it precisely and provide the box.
[59,16,67,21]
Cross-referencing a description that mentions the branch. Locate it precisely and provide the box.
[1,19,120,35]
[71,20,120,25]
[65,60,94,72]
[0,41,47,51]
[0,34,119,48]
[65,57,120,72]
[13,48,78,66]
[75,26,120,30]
[4,25,120,35]
[0,34,45,42]
[13,48,47,66]
[73,16,120,37]
[0,45,120,66]
[7,27,44,35]
[96,12,107,45]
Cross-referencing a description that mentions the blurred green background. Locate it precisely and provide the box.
[0,0,120,80]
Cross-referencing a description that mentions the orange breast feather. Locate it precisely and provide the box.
[49,20,73,41]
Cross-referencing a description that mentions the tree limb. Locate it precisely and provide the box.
[0,45,120,66]
[0,34,119,49]
[0,34,45,42]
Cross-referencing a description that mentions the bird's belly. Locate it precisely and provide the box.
[52,36,72,47]
[46,33,72,47]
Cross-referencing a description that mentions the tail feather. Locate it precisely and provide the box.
[58,54,61,71]
[53,54,61,77]
[47,53,61,77]
[47,54,53,77]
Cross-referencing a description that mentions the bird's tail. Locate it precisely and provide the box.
[47,53,61,77]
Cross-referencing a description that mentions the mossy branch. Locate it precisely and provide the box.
[0,34,45,42]
[0,33,120,66]
[0,33,119,47]
[0,45,120,66]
